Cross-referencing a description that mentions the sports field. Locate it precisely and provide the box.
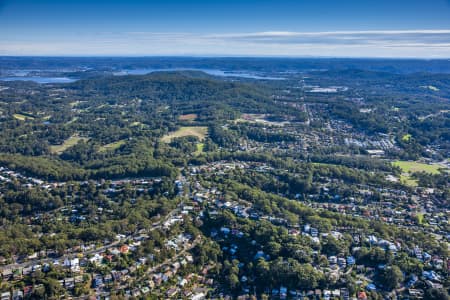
[392,160,441,175]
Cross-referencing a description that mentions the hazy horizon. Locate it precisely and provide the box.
[1,55,450,60]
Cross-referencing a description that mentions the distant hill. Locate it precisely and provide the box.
[2,56,450,74]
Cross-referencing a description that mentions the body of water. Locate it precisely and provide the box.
[0,68,285,83]
[114,68,286,80]
[0,76,77,84]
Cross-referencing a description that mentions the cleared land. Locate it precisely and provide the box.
[98,139,127,152]
[178,114,198,121]
[161,126,208,143]
[401,134,412,142]
[415,213,425,225]
[69,101,87,107]
[50,135,89,154]
[392,160,445,187]
[392,161,442,175]
[66,117,78,125]
[13,113,35,121]
[194,143,205,155]
[237,113,288,126]
[399,174,418,187]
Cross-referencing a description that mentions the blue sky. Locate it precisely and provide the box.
[1,0,450,57]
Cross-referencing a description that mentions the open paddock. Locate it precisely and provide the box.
[392,160,442,175]
[98,139,127,152]
[161,126,208,143]
[178,114,198,121]
[50,135,89,154]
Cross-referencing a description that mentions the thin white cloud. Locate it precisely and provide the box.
[1,30,450,57]
[209,30,450,47]
[212,30,450,37]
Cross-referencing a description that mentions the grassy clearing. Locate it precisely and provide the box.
[415,213,425,225]
[393,160,444,187]
[237,113,288,126]
[98,139,127,152]
[50,135,89,154]
[13,113,35,121]
[66,117,78,125]
[392,160,442,175]
[194,143,205,155]
[161,126,208,143]
[179,114,198,121]
[69,101,86,108]
[399,174,418,187]
[401,134,412,142]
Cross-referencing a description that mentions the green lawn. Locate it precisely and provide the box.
[13,113,35,121]
[194,143,205,155]
[161,126,208,143]
[98,139,127,152]
[401,134,412,142]
[399,174,418,187]
[392,160,441,175]
[50,135,89,154]
[416,213,425,225]
[65,117,79,125]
